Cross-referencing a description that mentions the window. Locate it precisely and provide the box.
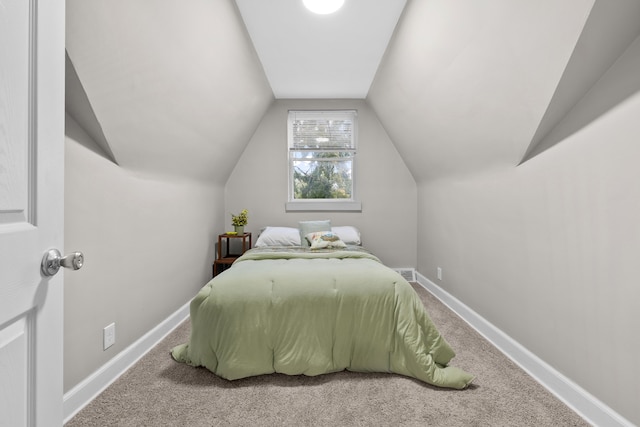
[286,110,361,211]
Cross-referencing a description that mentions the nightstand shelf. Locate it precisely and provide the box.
[213,232,252,277]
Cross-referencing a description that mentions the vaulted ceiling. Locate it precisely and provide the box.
[66,0,273,181]
[65,0,640,182]
[368,0,640,180]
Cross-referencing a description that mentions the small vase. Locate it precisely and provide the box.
[234,225,244,235]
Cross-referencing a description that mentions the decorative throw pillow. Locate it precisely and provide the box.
[254,226,301,247]
[305,231,347,250]
[298,220,331,248]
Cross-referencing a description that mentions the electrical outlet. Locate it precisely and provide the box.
[437,267,442,281]
[103,323,115,350]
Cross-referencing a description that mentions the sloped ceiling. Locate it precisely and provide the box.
[65,0,273,181]
[66,0,640,183]
[65,52,117,164]
[521,0,640,163]
[368,0,640,181]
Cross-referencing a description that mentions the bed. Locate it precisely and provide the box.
[171,223,474,390]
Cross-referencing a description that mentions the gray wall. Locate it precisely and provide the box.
[63,115,223,391]
[225,99,417,268]
[419,40,640,423]
[369,1,640,423]
[63,0,274,394]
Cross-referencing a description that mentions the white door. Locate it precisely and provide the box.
[0,0,66,426]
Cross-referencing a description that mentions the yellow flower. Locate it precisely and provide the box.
[231,209,248,226]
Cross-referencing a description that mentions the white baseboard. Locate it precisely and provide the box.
[63,276,633,426]
[416,272,633,427]
[63,302,190,424]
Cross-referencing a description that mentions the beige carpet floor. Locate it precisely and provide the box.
[66,283,590,426]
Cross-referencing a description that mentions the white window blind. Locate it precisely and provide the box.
[289,110,356,151]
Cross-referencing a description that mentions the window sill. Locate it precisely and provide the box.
[285,200,362,212]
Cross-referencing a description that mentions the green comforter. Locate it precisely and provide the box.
[171,247,474,389]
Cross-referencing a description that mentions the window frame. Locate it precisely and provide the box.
[285,109,361,212]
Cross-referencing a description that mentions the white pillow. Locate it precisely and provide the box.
[254,226,301,247]
[331,226,361,245]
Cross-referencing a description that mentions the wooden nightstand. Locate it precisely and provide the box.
[213,232,252,277]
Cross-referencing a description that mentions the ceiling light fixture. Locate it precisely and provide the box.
[303,0,345,15]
